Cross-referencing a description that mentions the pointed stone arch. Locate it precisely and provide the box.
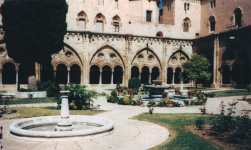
[167,50,189,69]
[90,45,125,70]
[131,47,162,71]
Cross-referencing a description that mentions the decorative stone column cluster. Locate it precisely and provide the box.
[172,71,175,84]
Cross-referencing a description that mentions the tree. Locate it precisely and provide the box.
[181,54,212,88]
[128,77,141,89]
[1,0,68,89]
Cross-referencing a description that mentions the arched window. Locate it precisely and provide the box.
[209,16,215,32]
[156,31,163,37]
[183,18,191,32]
[2,62,16,84]
[115,0,118,7]
[112,15,120,32]
[77,11,88,29]
[234,8,242,28]
[95,13,105,32]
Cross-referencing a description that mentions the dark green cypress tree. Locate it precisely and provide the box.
[1,0,68,87]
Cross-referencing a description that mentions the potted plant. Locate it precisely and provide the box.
[162,92,168,98]
[174,87,180,95]
[128,77,141,90]
[187,90,195,99]
[117,87,123,96]
[129,89,137,98]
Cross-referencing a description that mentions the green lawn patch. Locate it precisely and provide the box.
[212,90,251,97]
[133,113,218,150]
[6,107,105,118]
[1,97,58,105]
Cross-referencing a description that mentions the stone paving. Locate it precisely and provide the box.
[0,93,251,149]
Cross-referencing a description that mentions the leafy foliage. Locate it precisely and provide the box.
[230,79,237,91]
[181,54,212,88]
[61,83,96,110]
[1,0,68,64]
[36,80,58,97]
[111,90,117,97]
[128,77,141,89]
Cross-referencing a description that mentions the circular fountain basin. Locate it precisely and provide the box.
[9,115,114,141]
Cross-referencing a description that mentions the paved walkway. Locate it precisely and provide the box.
[1,94,251,150]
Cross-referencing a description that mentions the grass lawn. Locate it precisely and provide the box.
[212,90,251,97]
[133,113,220,150]
[6,107,105,118]
[1,97,58,105]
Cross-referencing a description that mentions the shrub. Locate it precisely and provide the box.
[61,83,96,110]
[111,90,117,97]
[174,87,180,93]
[112,97,119,103]
[183,100,189,106]
[118,98,124,105]
[36,80,58,97]
[123,97,130,105]
[128,77,141,89]
[147,100,156,107]
[143,82,151,92]
[107,96,113,103]
[162,92,168,98]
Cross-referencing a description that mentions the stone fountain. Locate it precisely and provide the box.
[9,91,114,141]
[144,77,171,97]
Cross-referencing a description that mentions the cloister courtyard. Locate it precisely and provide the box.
[0,86,251,150]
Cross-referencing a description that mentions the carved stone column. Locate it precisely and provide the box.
[122,71,125,85]
[54,69,56,85]
[111,71,114,84]
[149,72,152,83]
[172,71,175,84]
[99,72,102,85]
[139,71,141,80]
[16,70,18,84]
[0,69,2,84]
[81,70,83,84]
[67,69,70,84]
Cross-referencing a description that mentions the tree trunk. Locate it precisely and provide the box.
[27,62,37,90]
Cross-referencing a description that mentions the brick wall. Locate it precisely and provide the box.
[200,0,251,37]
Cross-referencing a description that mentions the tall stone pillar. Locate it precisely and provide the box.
[172,71,175,84]
[122,71,125,84]
[16,70,18,83]
[111,72,114,84]
[149,72,152,83]
[0,69,2,84]
[67,69,70,84]
[139,71,141,80]
[54,70,56,85]
[81,70,83,84]
[99,72,102,85]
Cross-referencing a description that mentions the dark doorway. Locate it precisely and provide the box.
[18,63,29,84]
[102,66,112,84]
[41,63,54,82]
[141,66,149,84]
[175,68,181,84]
[56,64,67,84]
[90,65,100,84]
[70,64,81,84]
[222,65,230,84]
[2,62,16,84]
[167,67,173,84]
[151,67,159,84]
[113,66,123,84]
[131,66,139,78]
[243,63,250,85]
[232,63,241,84]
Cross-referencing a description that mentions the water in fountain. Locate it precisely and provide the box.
[9,91,114,141]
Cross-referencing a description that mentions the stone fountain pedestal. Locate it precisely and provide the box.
[55,91,75,131]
